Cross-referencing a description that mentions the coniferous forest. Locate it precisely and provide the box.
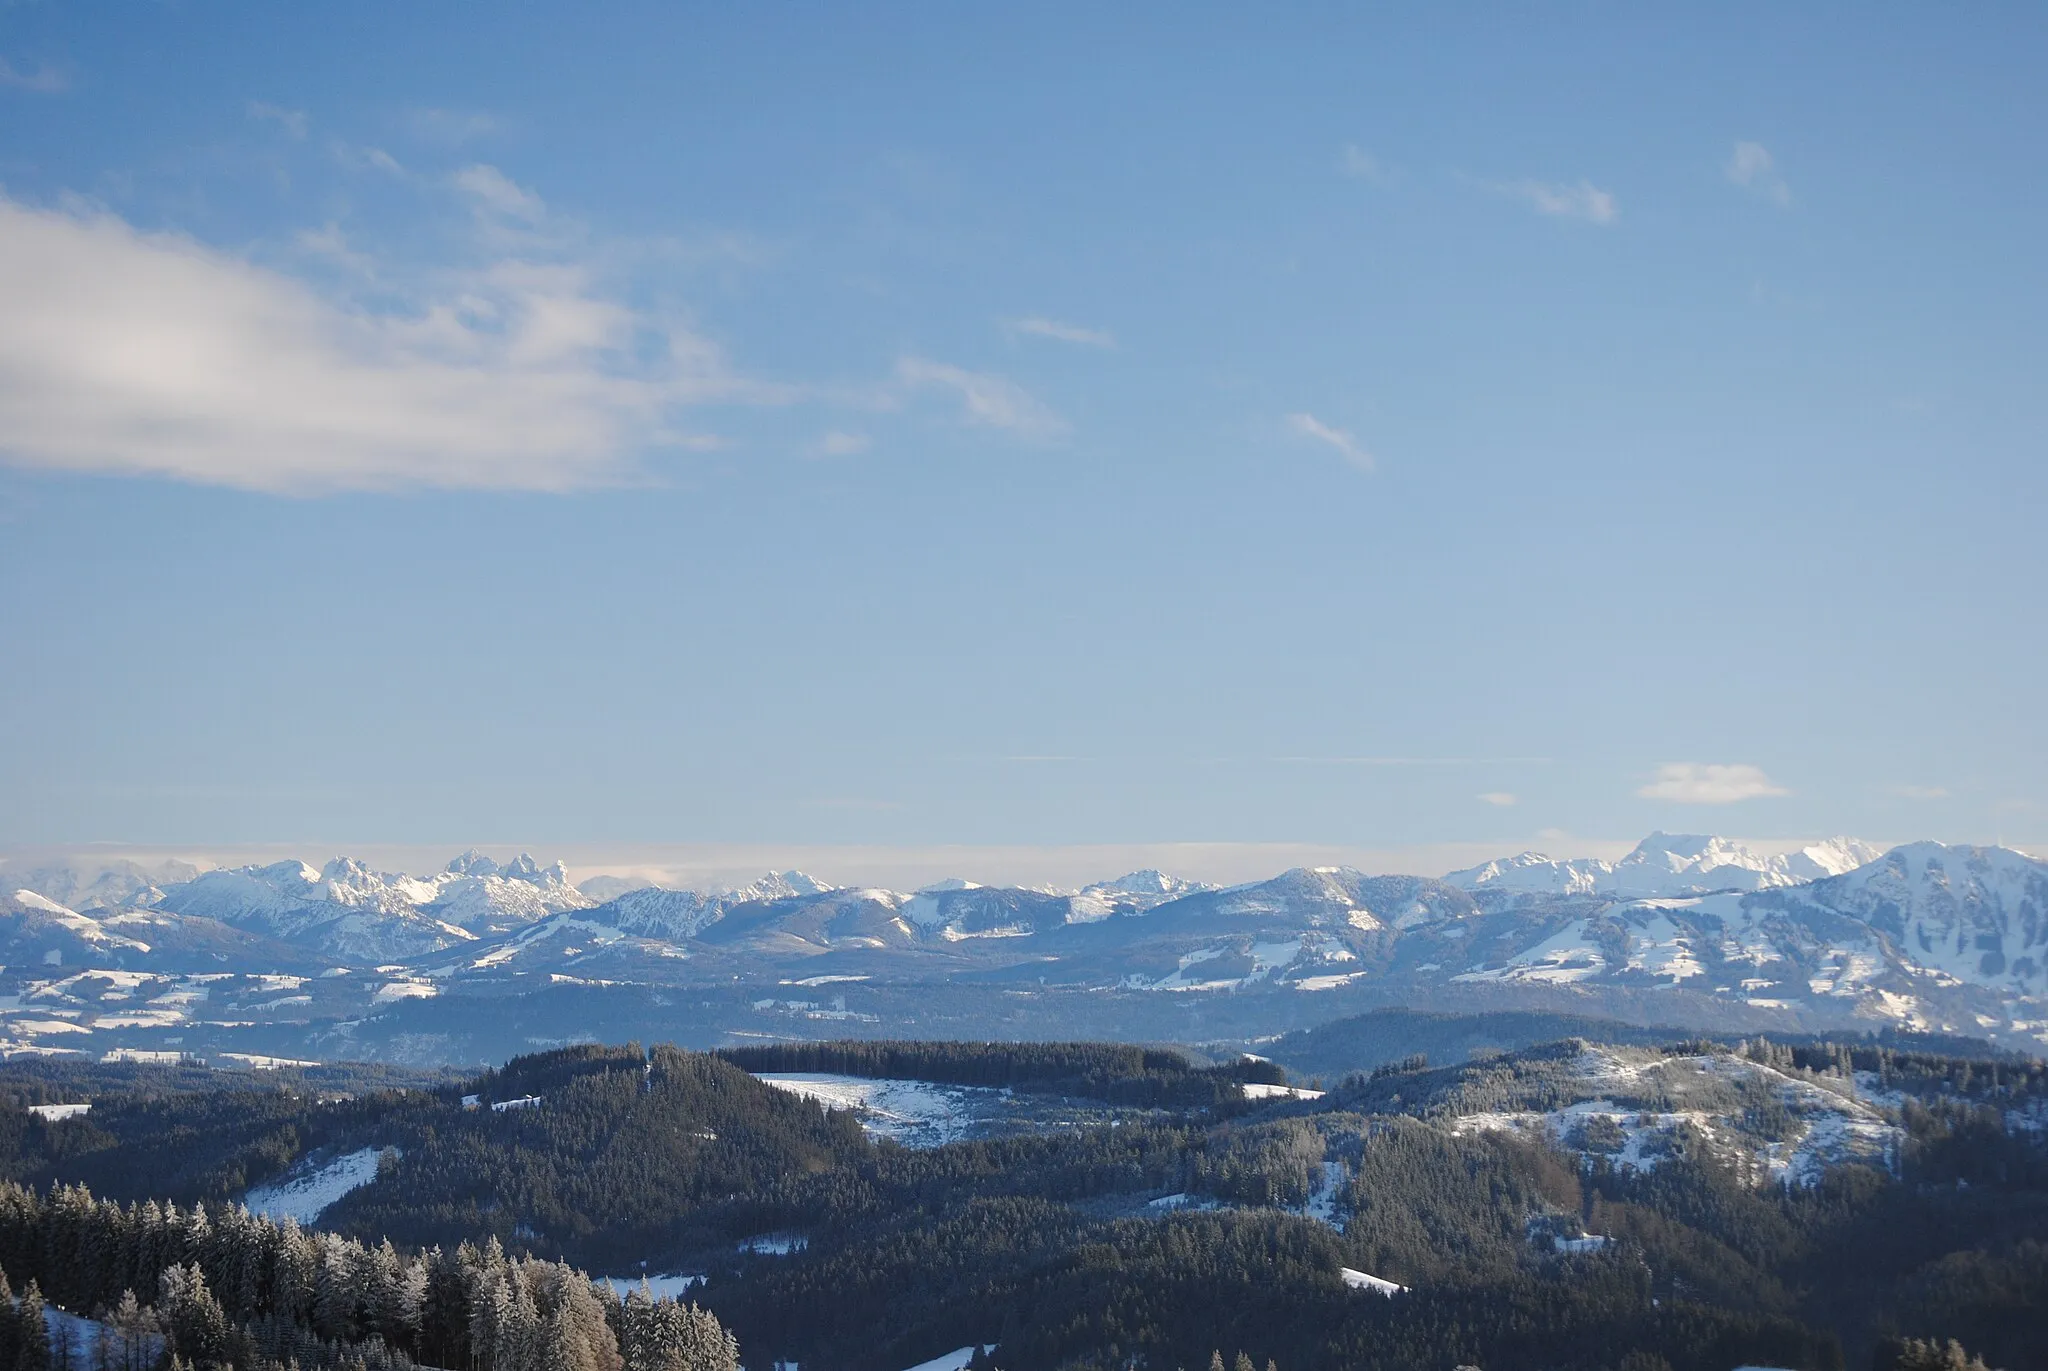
[0,1032,2038,1371]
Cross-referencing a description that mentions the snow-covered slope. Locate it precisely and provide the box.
[1153,869,1474,933]
[1441,1042,1900,1185]
[1768,842,2048,995]
[242,1146,395,1224]
[1,889,155,962]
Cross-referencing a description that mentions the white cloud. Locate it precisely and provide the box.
[1497,179,1618,225]
[247,101,309,139]
[1637,763,1789,805]
[1340,144,1390,184]
[813,430,870,457]
[1006,316,1114,348]
[0,193,757,493]
[1726,141,1791,206]
[406,108,498,146]
[1285,412,1374,471]
[1477,792,1518,807]
[896,357,1064,437]
[295,222,376,277]
[331,142,408,178]
[453,164,546,225]
[0,56,67,94]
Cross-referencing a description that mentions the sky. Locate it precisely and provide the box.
[1,4,2044,869]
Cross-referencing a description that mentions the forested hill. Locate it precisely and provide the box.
[0,1036,2040,1371]
[715,1039,1284,1106]
[1261,1006,2018,1085]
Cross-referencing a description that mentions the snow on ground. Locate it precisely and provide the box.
[1449,1046,1901,1184]
[1301,1160,1345,1228]
[1144,1193,1223,1214]
[1451,922,1607,984]
[600,1273,706,1300]
[242,1147,395,1224]
[1340,1268,1406,1296]
[27,1103,89,1120]
[737,1233,807,1255]
[901,1347,993,1371]
[217,1052,321,1069]
[1239,1081,1324,1101]
[40,1303,161,1362]
[755,1073,1001,1148]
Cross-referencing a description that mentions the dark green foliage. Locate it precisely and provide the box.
[0,1038,2041,1371]
[0,1183,737,1371]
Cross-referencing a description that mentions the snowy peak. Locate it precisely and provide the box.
[445,849,500,877]
[1449,833,1888,899]
[149,851,594,958]
[1781,837,1888,882]
[1088,870,1195,897]
[1444,852,1607,896]
[727,871,836,902]
[1782,842,2048,993]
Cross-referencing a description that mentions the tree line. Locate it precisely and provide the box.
[0,1182,738,1371]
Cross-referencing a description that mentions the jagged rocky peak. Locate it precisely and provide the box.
[728,871,836,901]
[1086,870,1201,897]
[446,849,501,877]
[1449,833,1888,899]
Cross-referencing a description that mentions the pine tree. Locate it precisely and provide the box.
[16,1279,52,1371]
[159,1264,228,1367]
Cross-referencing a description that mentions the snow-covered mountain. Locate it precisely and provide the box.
[1763,842,2048,995]
[1446,833,1885,900]
[1,857,201,912]
[149,851,592,960]
[13,835,2048,1059]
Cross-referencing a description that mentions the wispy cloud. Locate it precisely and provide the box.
[0,56,68,94]
[1888,783,1950,801]
[1339,144,1391,185]
[295,222,376,276]
[0,193,761,493]
[1493,178,1618,225]
[1637,763,1788,804]
[406,108,498,147]
[1286,412,1374,471]
[1477,792,1519,807]
[247,101,309,139]
[331,141,408,178]
[812,430,870,457]
[453,163,546,225]
[1005,316,1114,349]
[1273,756,1550,767]
[896,357,1065,437]
[1725,141,1791,206]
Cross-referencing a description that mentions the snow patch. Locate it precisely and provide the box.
[242,1147,394,1224]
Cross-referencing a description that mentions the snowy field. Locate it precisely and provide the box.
[600,1272,706,1300]
[753,1072,1128,1148]
[900,1347,993,1371]
[242,1146,395,1223]
[1340,1268,1407,1295]
[1239,1082,1323,1101]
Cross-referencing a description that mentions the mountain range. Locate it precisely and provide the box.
[3,832,2045,1063]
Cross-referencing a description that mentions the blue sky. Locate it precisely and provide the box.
[1,4,2044,859]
